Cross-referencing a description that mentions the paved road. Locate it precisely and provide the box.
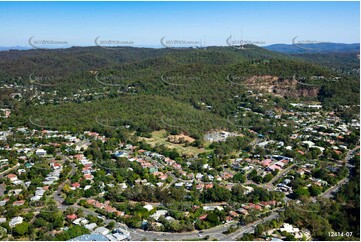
[244,161,300,192]
[321,178,349,199]
[53,161,76,205]
[0,183,5,196]
[162,173,178,191]
[268,163,296,186]
[128,210,280,241]
[317,146,359,200]
[344,146,359,168]
[128,223,235,241]
[0,163,19,178]
[226,211,280,240]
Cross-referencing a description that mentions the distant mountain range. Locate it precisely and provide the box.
[264,43,360,54]
[0,46,30,51]
[0,43,359,54]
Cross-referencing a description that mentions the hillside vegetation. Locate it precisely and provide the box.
[0,46,359,136]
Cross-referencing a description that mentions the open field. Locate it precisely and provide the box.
[140,130,213,156]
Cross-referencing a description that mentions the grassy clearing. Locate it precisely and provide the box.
[140,130,213,156]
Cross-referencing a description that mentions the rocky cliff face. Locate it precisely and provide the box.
[244,75,319,98]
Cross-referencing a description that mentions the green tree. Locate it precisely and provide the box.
[263,173,274,183]
[206,212,220,226]
[13,222,29,236]
[309,185,322,197]
[233,172,246,183]
[294,187,310,199]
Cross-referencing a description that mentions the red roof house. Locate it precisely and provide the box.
[71,182,81,188]
[199,214,208,220]
[66,214,77,220]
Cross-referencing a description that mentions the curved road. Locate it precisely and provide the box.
[128,210,280,241]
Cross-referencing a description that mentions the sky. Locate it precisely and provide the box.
[0,1,359,47]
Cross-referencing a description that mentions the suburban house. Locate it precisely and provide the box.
[9,216,23,227]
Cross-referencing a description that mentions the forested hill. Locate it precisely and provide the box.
[0,45,358,98]
[291,52,360,76]
[0,45,359,136]
[0,45,346,92]
[0,45,293,77]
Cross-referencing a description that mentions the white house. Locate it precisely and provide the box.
[143,204,154,211]
[196,173,203,180]
[9,216,23,227]
[243,186,254,195]
[85,223,97,231]
[35,149,47,156]
[280,223,299,233]
[93,226,110,235]
[150,210,168,221]
[30,195,42,201]
[174,182,184,188]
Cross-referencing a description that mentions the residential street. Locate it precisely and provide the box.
[128,210,280,241]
